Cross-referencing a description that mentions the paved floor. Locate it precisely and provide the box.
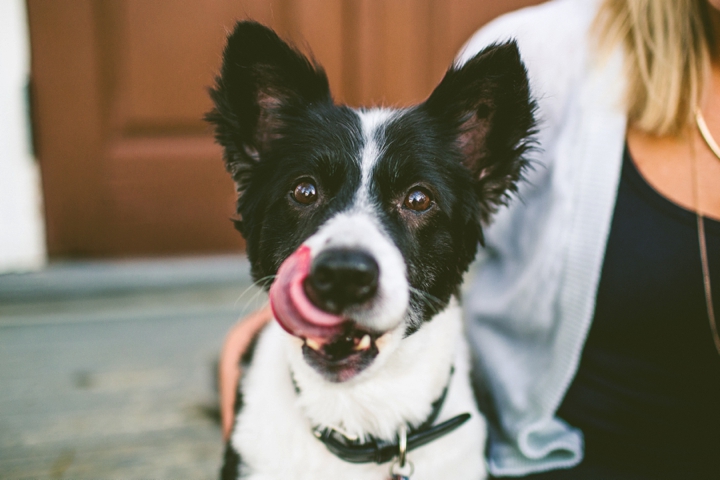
[0,256,265,479]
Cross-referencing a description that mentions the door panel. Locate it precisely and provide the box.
[28,0,542,258]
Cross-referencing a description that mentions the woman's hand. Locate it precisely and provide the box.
[219,304,273,440]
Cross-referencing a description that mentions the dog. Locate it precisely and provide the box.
[206,21,535,480]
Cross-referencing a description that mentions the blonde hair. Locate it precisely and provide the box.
[593,0,714,136]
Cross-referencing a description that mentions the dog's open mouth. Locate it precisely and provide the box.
[302,324,380,382]
[269,245,381,381]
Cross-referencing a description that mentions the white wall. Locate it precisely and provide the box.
[0,0,46,272]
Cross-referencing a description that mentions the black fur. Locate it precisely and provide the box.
[207,22,535,330]
[206,21,535,333]
[207,22,535,319]
[381,42,537,330]
[424,42,537,225]
[207,20,535,476]
[206,23,363,282]
[220,442,242,480]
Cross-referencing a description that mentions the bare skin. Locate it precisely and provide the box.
[219,304,271,440]
[219,1,720,443]
[628,3,720,220]
[628,64,720,221]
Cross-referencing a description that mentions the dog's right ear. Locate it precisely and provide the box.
[206,21,331,191]
[423,41,536,225]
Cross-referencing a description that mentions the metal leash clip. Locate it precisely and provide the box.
[389,425,414,480]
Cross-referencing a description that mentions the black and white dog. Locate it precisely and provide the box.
[207,21,535,480]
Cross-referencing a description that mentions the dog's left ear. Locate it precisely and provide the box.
[423,41,536,223]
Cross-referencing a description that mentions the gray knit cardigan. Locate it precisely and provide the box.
[458,0,628,475]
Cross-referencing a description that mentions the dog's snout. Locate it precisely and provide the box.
[305,249,379,314]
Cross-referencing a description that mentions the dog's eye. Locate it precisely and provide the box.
[403,187,433,212]
[292,180,318,205]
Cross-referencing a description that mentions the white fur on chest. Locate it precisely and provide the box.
[230,300,487,480]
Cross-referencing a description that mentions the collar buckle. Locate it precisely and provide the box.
[389,424,414,478]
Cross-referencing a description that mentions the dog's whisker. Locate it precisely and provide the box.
[411,295,438,315]
[233,286,256,307]
[408,286,444,314]
[233,275,276,308]
[253,275,277,289]
[238,287,270,317]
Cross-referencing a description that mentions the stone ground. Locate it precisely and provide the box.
[0,256,265,479]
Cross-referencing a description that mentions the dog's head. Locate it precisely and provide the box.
[207,22,535,383]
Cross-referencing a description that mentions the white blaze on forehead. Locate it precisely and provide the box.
[295,108,410,333]
[354,108,396,209]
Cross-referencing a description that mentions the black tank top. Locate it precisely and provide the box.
[556,146,720,478]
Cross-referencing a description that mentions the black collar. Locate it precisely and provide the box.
[300,367,472,465]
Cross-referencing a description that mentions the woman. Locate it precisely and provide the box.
[220,0,720,477]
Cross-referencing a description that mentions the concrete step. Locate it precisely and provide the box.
[0,255,253,303]
[0,255,266,479]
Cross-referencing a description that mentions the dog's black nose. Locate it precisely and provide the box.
[304,249,379,314]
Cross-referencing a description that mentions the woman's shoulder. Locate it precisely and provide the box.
[457,0,600,110]
[457,0,599,66]
[457,0,605,152]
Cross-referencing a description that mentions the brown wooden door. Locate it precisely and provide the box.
[27,0,542,258]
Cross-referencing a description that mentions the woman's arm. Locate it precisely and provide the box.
[219,304,273,440]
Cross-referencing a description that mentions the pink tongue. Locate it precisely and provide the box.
[269,245,345,341]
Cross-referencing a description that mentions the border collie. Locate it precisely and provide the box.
[207,21,535,480]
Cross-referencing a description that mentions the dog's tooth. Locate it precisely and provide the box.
[306,338,322,351]
[355,334,371,351]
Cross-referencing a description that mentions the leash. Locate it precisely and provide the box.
[296,367,472,478]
